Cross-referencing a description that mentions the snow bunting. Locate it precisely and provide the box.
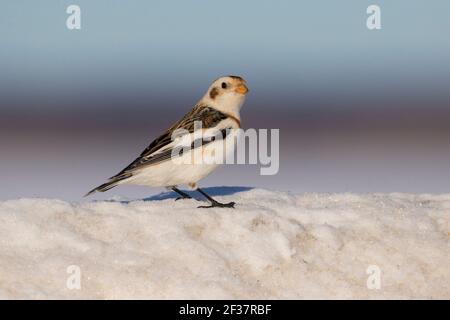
[86,76,248,208]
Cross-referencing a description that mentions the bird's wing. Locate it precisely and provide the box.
[118,104,228,172]
[139,104,228,159]
[85,105,231,196]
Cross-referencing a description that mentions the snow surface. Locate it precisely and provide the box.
[0,187,449,299]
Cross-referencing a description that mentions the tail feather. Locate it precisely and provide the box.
[85,171,133,197]
[85,181,118,197]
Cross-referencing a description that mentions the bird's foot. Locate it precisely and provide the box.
[172,187,192,201]
[175,195,192,201]
[198,201,235,209]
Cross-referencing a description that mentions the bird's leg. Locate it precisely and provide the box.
[196,187,235,208]
[171,187,192,201]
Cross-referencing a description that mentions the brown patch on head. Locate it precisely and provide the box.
[228,75,244,81]
[209,87,219,99]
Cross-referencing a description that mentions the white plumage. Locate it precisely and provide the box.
[87,76,248,208]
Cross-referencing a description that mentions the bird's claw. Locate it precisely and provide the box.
[198,201,235,209]
[175,196,191,201]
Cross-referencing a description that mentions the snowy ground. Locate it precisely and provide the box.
[0,187,449,299]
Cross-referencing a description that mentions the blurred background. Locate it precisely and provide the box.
[1,0,450,200]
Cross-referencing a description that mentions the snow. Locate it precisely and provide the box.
[0,187,449,299]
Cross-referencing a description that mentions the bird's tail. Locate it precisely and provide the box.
[85,171,133,197]
[84,181,119,197]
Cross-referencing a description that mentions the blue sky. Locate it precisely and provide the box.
[1,0,449,111]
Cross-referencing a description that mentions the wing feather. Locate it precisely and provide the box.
[118,104,228,172]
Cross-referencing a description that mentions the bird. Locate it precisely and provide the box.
[85,75,249,208]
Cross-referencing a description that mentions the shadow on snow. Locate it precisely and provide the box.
[143,186,254,202]
[96,186,254,204]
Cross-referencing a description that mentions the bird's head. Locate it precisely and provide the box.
[201,75,248,116]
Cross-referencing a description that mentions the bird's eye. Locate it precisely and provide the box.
[221,82,227,89]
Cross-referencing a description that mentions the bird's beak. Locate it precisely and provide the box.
[235,84,249,95]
